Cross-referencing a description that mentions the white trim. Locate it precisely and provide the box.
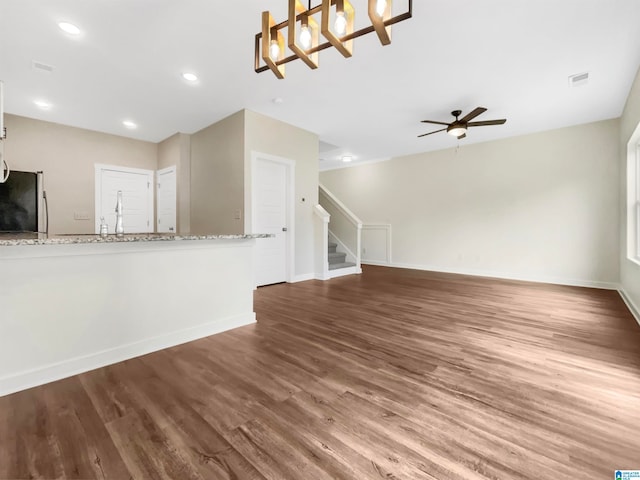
[156,165,177,176]
[313,204,330,281]
[94,163,155,234]
[0,313,256,398]
[619,288,640,328]
[361,223,392,264]
[314,204,330,223]
[292,273,316,283]
[249,151,296,284]
[319,183,362,269]
[362,261,620,290]
[156,165,177,233]
[328,265,362,279]
[626,122,640,262]
[319,183,363,226]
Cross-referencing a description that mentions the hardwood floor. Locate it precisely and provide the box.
[1,265,639,479]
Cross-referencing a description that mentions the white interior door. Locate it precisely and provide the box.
[253,158,290,286]
[95,165,154,234]
[157,166,177,233]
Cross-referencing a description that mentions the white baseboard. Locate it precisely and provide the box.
[619,288,640,327]
[315,271,331,281]
[291,273,316,283]
[329,265,362,279]
[0,313,256,398]
[362,261,619,290]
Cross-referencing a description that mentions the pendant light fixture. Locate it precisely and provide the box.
[288,0,320,69]
[368,0,392,45]
[261,11,286,79]
[256,0,412,79]
[321,0,354,58]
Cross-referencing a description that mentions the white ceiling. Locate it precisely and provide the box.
[1,0,639,171]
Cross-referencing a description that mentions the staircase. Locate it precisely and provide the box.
[328,241,356,271]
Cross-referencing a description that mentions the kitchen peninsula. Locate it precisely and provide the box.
[0,233,269,397]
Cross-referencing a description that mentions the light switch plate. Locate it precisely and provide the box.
[74,212,91,220]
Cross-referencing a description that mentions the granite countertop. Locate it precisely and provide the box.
[0,232,272,246]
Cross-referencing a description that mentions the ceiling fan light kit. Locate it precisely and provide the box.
[255,0,412,79]
[419,107,507,140]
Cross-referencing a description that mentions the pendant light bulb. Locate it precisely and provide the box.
[334,11,347,36]
[269,39,280,61]
[376,0,387,16]
[299,24,312,49]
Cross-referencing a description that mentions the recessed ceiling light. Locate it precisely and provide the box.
[272,97,284,104]
[342,155,353,163]
[58,22,81,35]
[182,72,198,82]
[122,120,137,129]
[34,100,52,110]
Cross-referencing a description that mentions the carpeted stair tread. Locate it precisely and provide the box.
[329,261,357,270]
[328,252,347,264]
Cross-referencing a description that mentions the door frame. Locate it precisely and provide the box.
[156,165,177,233]
[247,151,295,284]
[94,163,155,234]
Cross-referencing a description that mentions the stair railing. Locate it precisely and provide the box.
[313,204,331,280]
[319,183,362,271]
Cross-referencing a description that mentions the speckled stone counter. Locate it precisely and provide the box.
[0,232,271,246]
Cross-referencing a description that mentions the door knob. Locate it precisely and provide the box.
[282,227,288,232]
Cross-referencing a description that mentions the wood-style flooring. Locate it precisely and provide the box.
[1,265,640,479]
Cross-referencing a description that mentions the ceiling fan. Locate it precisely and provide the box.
[418,107,507,139]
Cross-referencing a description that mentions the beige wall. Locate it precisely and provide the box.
[620,66,640,316]
[244,110,319,278]
[321,119,620,287]
[189,109,319,277]
[4,114,157,234]
[158,133,191,233]
[189,111,244,234]
[158,133,180,170]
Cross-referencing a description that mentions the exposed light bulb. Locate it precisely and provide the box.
[269,39,280,61]
[376,0,387,16]
[299,25,312,49]
[334,11,347,36]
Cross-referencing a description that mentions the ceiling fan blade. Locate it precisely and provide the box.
[460,107,487,123]
[418,128,447,138]
[457,133,466,140]
[467,119,507,127]
[420,120,450,126]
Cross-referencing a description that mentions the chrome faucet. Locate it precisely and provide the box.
[115,190,124,237]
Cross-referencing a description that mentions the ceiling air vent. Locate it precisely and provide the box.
[32,61,55,73]
[568,72,589,88]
